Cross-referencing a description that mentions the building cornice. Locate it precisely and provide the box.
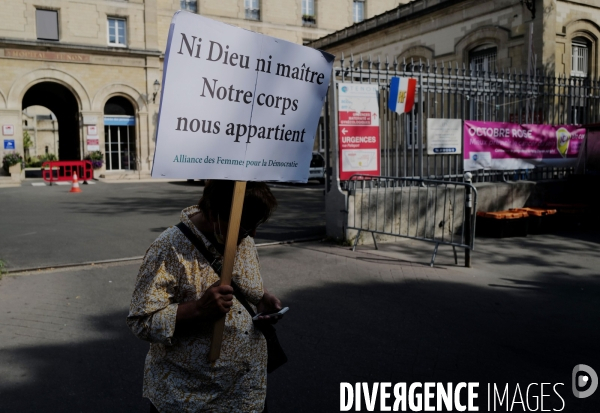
[308,0,469,50]
[0,37,162,58]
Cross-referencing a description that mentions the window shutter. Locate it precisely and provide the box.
[36,9,59,41]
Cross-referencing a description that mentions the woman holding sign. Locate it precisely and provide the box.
[127,180,283,413]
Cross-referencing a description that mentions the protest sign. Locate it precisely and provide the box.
[337,83,380,180]
[153,11,334,361]
[464,121,586,171]
[152,11,334,182]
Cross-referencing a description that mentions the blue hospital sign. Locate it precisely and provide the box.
[4,140,15,150]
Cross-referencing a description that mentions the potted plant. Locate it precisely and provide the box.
[2,152,24,180]
[85,150,105,178]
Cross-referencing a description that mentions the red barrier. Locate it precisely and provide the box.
[42,160,93,183]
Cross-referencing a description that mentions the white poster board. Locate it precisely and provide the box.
[87,125,98,136]
[86,137,100,151]
[152,12,334,182]
[427,118,462,155]
[2,125,14,136]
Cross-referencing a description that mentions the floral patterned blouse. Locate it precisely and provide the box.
[127,206,267,413]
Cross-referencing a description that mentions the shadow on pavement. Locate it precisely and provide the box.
[1,229,599,412]
[269,275,600,412]
[0,310,150,413]
[0,268,598,411]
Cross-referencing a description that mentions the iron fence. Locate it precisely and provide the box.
[324,55,600,184]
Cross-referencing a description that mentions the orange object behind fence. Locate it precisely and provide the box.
[509,207,557,217]
[476,211,529,219]
[42,161,93,184]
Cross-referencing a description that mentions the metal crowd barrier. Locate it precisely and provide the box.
[346,174,478,267]
[42,160,93,184]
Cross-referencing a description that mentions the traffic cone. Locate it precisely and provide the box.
[70,173,82,193]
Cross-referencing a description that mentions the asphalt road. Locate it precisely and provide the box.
[0,180,325,271]
[1,234,600,412]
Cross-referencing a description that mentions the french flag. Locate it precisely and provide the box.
[388,77,417,114]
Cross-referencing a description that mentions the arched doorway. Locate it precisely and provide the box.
[103,96,137,171]
[22,82,80,160]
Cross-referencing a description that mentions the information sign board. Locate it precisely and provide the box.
[337,83,380,180]
[3,125,14,136]
[427,118,462,155]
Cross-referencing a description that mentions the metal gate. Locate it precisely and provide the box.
[323,56,600,187]
[322,57,599,264]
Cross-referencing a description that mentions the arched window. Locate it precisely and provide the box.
[104,96,134,116]
[572,36,590,78]
[104,96,136,171]
[403,58,426,73]
[469,44,497,73]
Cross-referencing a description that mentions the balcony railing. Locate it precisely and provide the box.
[245,8,260,20]
[302,15,316,26]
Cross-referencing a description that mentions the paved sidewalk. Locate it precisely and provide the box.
[0,233,599,412]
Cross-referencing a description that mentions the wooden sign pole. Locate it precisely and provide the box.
[209,180,247,362]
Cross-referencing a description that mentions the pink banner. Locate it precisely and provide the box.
[464,121,586,171]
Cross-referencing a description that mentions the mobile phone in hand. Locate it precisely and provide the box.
[252,307,289,321]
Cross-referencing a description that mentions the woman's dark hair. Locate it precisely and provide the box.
[198,180,278,228]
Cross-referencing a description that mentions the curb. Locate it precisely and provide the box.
[4,236,325,275]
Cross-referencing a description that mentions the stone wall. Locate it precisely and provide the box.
[312,0,600,78]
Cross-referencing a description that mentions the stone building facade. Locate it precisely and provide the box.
[309,0,600,79]
[22,106,58,160]
[0,0,404,176]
